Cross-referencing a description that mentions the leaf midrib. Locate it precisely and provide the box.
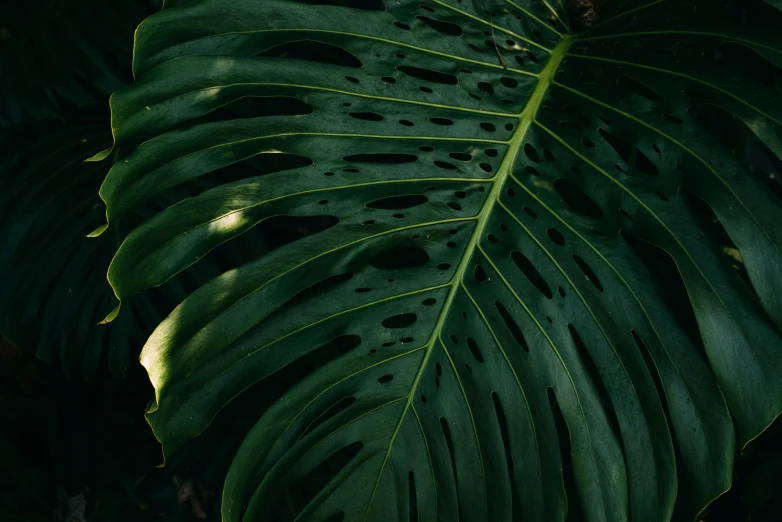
[362,34,577,520]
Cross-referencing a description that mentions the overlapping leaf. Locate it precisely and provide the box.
[0,0,157,126]
[98,0,782,520]
[0,123,152,377]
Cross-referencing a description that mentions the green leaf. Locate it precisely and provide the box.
[0,121,186,378]
[100,0,782,520]
[0,0,156,126]
[0,123,130,377]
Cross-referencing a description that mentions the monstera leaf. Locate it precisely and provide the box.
[97,0,782,520]
[0,0,157,126]
[0,122,156,377]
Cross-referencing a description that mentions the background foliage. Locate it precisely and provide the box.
[0,0,780,521]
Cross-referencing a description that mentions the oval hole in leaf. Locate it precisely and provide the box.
[371,246,429,269]
[258,40,362,67]
[343,153,417,163]
[500,77,518,88]
[367,194,428,209]
[597,128,659,176]
[200,152,313,187]
[571,254,603,292]
[416,15,463,36]
[258,214,339,251]
[568,324,622,441]
[348,112,384,121]
[466,337,483,363]
[547,228,566,246]
[524,143,540,162]
[511,251,553,299]
[408,471,419,522]
[478,82,494,94]
[396,65,457,84]
[617,75,664,102]
[553,178,603,219]
[214,96,314,119]
[495,301,530,352]
[492,392,520,519]
[381,313,417,329]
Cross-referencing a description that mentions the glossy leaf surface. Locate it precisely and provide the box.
[99,0,782,520]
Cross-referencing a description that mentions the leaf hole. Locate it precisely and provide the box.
[367,194,427,209]
[348,112,383,121]
[524,143,540,162]
[397,65,457,84]
[417,15,463,36]
[371,246,429,269]
[500,77,518,88]
[511,251,553,299]
[478,82,494,94]
[466,337,483,363]
[617,75,664,102]
[435,160,458,170]
[553,178,603,219]
[571,254,603,292]
[598,128,659,176]
[259,40,362,67]
[547,228,566,245]
[381,313,417,329]
[495,301,530,352]
[492,392,520,520]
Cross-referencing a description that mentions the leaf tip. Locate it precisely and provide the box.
[87,223,109,238]
[99,304,121,324]
[85,147,113,163]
